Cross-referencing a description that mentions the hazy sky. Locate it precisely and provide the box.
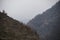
[0,0,59,24]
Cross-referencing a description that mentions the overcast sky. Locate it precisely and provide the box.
[0,0,59,24]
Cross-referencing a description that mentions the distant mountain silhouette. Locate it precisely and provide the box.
[0,11,39,40]
[27,1,60,40]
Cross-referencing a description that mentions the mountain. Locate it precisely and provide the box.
[0,11,39,40]
[27,1,60,40]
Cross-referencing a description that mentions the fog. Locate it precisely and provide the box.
[0,0,59,24]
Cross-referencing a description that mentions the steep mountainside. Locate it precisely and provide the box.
[0,12,39,40]
[27,1,60,40]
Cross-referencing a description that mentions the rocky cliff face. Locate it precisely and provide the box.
[0,12,39,40]
[27,1,60,40]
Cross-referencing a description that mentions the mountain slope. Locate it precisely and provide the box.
[27,1,60,40]
[0,12,39,40]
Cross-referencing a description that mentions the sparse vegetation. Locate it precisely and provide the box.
[0,11,39,40]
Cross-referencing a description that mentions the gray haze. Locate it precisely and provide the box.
[0,0,59,24]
